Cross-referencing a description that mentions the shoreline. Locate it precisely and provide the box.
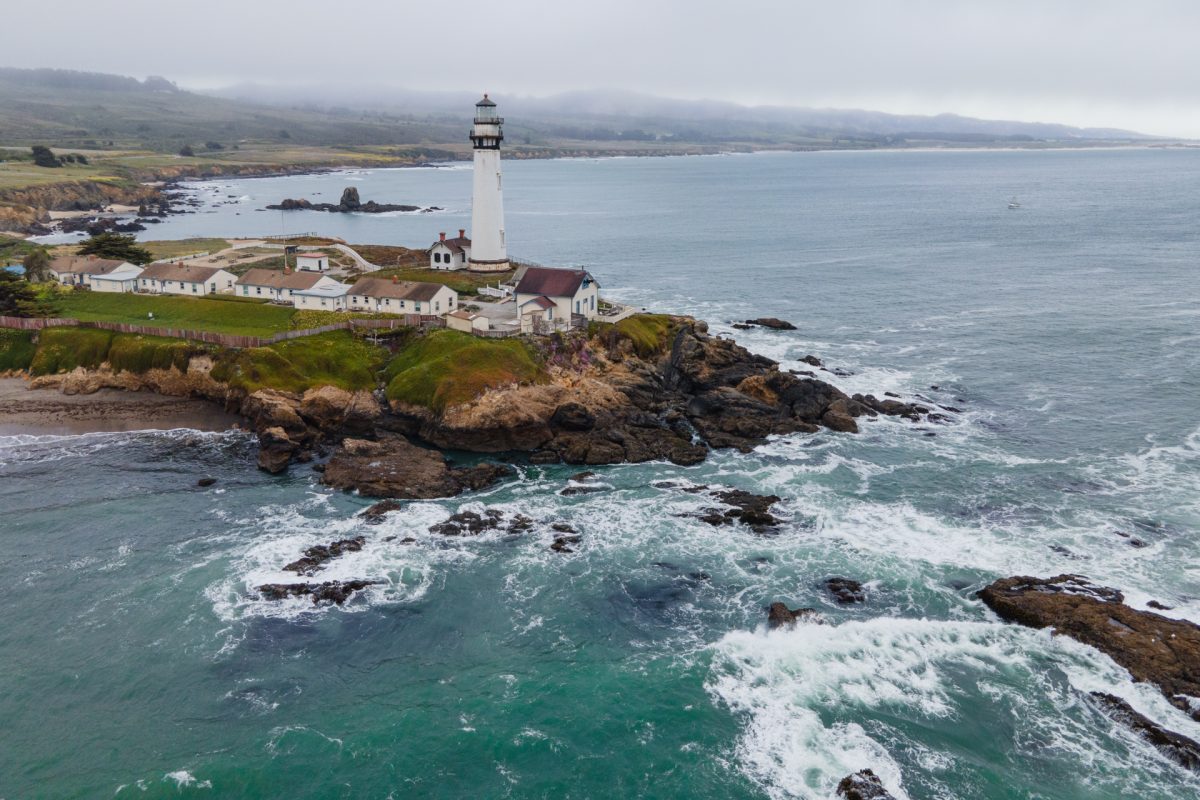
[0,377,241,437]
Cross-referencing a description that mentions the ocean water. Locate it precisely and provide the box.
[5,149,1200,798]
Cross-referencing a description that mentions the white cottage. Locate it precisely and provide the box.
[294,282,351,311]
[235,268,341,304]
[48,256,134,287]
[87,263,144,293]
[347,277,458,316]
[429,230,471,271]
[137,262,236,296]
[514,267,600,327]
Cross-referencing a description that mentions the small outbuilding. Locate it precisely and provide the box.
[429,230,471,271]
[295,253,330,272]
[446,309,490,333]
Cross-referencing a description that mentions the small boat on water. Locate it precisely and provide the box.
[1008,196,1021,209]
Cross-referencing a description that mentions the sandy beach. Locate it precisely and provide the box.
[0,377,241,436]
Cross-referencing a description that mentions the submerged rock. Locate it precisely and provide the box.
[697,489,782,532]
[257,580,376,605]
[826,577,867,604]
[429,509,532,536]
[836,769,896,800]
[361,499,404,522]
[197,477,217,487]
[767,602,821,628]
[1089,691,1200,771]
[979,574,1200,720]
[283,536,366,576]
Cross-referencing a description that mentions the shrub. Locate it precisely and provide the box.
[384,329,545,412]
[0,330,36,371]
[592,314,678,359]
[107,335,205,374]
[28,328,114,375]
[211,331,385,394]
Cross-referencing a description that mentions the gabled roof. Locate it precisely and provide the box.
[350,277,450,302]
[515,267,595,299]
[294,282,351,298]
[236,268,327,290]
[89,264,143,281]
[48,256,129,276]
[431,236,471,255]
[139,262,228,283]
[519,295,556,310]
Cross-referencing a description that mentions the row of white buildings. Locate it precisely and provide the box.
[48,255,459,316]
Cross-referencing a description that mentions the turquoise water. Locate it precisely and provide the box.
[5,150,1200,798]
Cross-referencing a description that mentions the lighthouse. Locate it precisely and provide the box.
[467,94,510,272]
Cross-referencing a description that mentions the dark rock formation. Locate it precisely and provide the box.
[551,534,582,553]
[1089,692,1200,771]
[321,435,512,499]
[197,477,217,487]
[979,575,1200,720]
[257,580,376,605]
[698,489,782,532]
[266,186,426,213]
[745,317,798,330]
[256,426,300,474]
[283,536,366,576]
[429,509,533,537]
[827,577,866,604]
[836,769,896,800]
[767,602,821,628]
[361,499,404,522]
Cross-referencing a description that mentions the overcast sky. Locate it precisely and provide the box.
[7,0,1199,136]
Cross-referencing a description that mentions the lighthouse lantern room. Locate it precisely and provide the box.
[467,94,510,272]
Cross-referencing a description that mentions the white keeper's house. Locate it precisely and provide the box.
[429,230,471,271]
[294,282,351,311]
[235,268,341,304]
[347,277,458,316]
[514,266,600,330]
[137,263,236,296]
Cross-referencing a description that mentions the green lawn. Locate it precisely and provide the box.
[58,291,295,337]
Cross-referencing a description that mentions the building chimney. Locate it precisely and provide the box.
[459,229,465,239]
[439,232,446,242]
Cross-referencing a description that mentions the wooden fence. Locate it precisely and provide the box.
[0,314,450,349]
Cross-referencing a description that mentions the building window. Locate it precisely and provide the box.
[591,295,596,310]
[435,301,440,311]
[320,299,327,307]
[192,285,197,293]
[256,287,261,295]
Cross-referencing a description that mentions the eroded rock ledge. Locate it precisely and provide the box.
[979,574,1200,722]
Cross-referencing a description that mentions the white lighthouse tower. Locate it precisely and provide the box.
[467,94,509,272]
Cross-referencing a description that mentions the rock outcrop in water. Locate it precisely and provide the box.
[320,435,513,499]
[283,536,366,576]
[266,186,432,213]
[836,769,897,800]
[1088,691,1200,771]
[257,580,376,605]
[767,602,821,628]
[979,575,1200,721]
